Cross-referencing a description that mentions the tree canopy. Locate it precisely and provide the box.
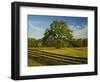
[42,20,73,48]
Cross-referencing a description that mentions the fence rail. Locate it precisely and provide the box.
[28,48,87,65]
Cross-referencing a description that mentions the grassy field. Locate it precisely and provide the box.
[39,47,87,58]
[28,58,43,66]
[28,47,87,66]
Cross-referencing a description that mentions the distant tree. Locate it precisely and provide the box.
[28,38,37,47]
[28,38,43,48]
[37,39,42,47]
[71,38,88,47]
[43,20,73,49]
[82,38,88,47]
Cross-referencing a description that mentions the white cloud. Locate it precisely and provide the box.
[28,21,45,39]
[28,21,44,32]
[69,25,87,39]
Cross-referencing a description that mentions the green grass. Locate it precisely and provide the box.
[28,57,43,66]
[38,47,87,58]
[28,47,87,66]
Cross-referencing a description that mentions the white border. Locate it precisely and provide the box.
[20,6,95,76]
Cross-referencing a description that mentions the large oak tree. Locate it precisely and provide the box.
[43,20,73,49]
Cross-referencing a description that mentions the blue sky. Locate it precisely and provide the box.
[28,15,88,39]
